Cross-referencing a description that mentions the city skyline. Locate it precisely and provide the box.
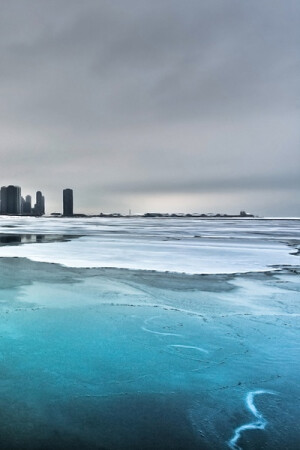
[0,1,299,216]
[0,184,46,216]
[0,184,254,217]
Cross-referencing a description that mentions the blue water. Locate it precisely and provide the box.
[0,257,299,449]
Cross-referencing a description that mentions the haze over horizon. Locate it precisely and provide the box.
[0,0,299,216]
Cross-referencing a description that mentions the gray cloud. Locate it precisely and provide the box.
[0,0,299,215]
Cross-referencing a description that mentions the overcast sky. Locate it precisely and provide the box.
[0,0,299,215]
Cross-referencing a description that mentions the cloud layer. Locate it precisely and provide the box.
[0,0,299,215]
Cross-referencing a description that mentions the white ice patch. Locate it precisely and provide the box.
[0,217,299,273]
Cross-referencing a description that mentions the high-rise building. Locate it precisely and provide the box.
[22,195,32,215]
[6,185,21,215]
[0,187,46,216]
[21,196,25,213]
[63,189,73,216]
[0,186,8,214]
[33,191,45,216]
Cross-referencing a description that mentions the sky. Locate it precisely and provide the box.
[0,0,299,216]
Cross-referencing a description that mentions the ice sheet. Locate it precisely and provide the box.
[0,218,299,448]
[0,217,299,273]
[0,259,299,449]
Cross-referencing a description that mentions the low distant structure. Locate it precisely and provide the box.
[144,213,164,217]
[142,212,254,219]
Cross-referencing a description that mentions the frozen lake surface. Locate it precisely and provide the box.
[0,216,299,273]
[0,217,299,449]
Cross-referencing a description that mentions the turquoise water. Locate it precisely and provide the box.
[0,257,299,449]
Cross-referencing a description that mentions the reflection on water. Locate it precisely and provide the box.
[0,234,22,244]
[0,233,80,246]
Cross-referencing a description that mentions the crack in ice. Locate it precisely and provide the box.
[141,316,184,337]
[167,344,209,354]
[228,390,276,450]
[141,326,183,337]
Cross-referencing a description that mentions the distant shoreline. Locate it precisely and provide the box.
[1,214,299,220]
[38,215,299,220]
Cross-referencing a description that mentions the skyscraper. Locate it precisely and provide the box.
[21,196,25,213]
[0,187,46,216]
[33,191,45,216]
[22,195,32,215]
[63,189,73,216]
[6,185,21,215]
[0,186,7,214]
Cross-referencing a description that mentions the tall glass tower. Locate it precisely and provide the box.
[63,189,73,216]
[35,191,45,216]
[6,185,21,215]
